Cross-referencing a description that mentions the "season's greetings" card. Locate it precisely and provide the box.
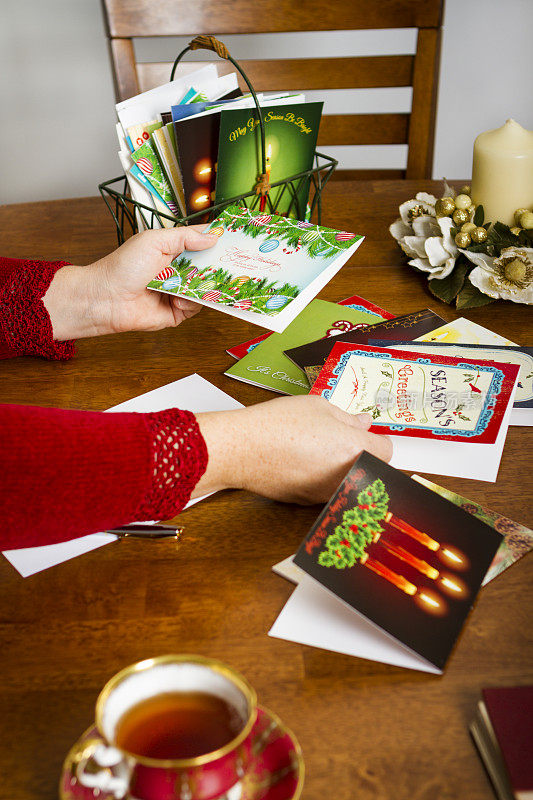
[310,343,519,444]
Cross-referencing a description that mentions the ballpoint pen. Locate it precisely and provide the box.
[106,524,184,540]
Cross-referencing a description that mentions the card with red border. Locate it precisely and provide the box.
[226,295,394,359]
[310,343,519,444]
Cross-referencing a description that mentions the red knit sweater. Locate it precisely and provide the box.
[0,257,208,550]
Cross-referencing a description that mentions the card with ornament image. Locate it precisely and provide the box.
[146,205,364,333]
[310,343,519,444]
[288,452,503,672]
[225,294,395,359]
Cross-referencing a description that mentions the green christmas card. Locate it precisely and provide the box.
[224,298,383,395]
[146,205,364,333]
[215,101,323,217]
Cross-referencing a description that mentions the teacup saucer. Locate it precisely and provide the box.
[60,705,303,800]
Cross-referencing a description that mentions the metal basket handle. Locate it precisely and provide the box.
[170,35,269,200]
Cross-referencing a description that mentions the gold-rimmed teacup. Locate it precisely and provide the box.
[63,655,257,800]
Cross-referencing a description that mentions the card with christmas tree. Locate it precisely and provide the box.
[146,205,364,333]
[282,452,503,672]
[224,298,384,395]
[215,101,323,217]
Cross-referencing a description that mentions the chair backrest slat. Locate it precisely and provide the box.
[104,0,442,37]
[103,0,443,180]
[319,114,409,147]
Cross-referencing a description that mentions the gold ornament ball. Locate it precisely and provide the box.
[455,231,471,247]
[514,208,530,225]
[519,211,533,230]
[459,185,471,195]
[454,193,471,210]
[452,208,469,225]
[461,222,477,234]
[504,259,527,283]
[471,226,488,243]
[510,227,522,236]
[435,197,455,216]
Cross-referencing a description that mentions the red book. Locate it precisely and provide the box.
[470,686,533,800]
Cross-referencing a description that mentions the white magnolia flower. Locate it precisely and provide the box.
[463,246,533,305]
[390,203,459,280]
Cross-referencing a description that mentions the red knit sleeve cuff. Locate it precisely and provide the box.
[134,408,209,520]
[0,259,76,360]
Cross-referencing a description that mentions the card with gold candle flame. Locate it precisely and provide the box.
[290,452,503,671]
[215,101,323,217]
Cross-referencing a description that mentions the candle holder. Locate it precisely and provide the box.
[99,36,337,243]
[390,179,533,308]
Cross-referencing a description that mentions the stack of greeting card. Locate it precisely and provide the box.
[115,64,324,225]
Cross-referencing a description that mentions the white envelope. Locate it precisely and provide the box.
[2,375,243,577]
[116,64,219,131]
[269,567,441,674]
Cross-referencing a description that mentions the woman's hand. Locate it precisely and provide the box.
[44,226,218,340]
[193,395,393,504]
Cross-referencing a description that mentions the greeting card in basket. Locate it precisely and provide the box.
[147,206,363,333]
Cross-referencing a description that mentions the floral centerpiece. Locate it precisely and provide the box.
[390,181,533,308]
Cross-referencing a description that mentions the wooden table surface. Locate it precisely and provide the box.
[1,181,532,800]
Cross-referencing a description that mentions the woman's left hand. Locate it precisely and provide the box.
[44,226,218,340]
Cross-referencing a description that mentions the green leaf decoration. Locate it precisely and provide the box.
[456,278,496,309]
[213,205,361,260]
[317,479,390,569]
[427,259,470,304]
[473,205,485,226]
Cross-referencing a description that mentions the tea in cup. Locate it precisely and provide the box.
[61,655,257,800]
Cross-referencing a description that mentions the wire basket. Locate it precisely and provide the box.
[99,35,338,245]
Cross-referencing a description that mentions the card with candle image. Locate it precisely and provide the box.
[290,452,503,672]
[215,101,323,217]
[146,205,363,333]
[173,111,220,217]
[411,475,533,586]
[310,343,519,444]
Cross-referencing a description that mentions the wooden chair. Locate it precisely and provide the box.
[101,0,443,179]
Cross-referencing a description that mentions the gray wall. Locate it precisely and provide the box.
[0,0,531,204]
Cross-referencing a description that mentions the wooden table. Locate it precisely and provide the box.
[1,182,532,800]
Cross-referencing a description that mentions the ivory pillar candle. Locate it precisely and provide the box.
[471,119,533,225]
